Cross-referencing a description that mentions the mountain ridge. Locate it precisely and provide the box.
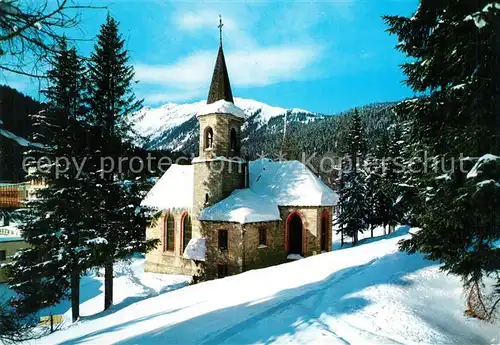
[132,97,321,153]
[132,97,397,163]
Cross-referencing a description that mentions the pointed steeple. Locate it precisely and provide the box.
[207,16,234,104]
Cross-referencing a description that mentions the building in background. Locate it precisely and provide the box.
[0,177,45,282]
[0,214,27,282]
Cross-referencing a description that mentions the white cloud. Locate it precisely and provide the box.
[176,10,238,32]
[136,51,213,90]
[135,5,330,104]
[226,45,320,86]
[135,43,322,104]
[173,10,257,50]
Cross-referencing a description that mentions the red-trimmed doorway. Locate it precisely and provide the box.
[320,209,330,252]
[286,212,304,255]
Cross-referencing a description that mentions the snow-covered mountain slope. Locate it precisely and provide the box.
[131,98,319,152]
[31,227,499,344]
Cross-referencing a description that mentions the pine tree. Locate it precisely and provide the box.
[86,14,158,310]
[7,39,95,322]
[380,124,404,233]
[336,109,370,245]
[365,137,388,237]
[397,118,425,226]
[384,1,500,317]
[280,122,301,161]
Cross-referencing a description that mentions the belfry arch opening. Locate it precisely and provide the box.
[204,127,214,149]
[230,128,237,153]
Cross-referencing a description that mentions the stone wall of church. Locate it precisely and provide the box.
[241,221,286,271]
[200,221,244,279]
[192,160,245,238]
[144,209,198,276]
[145,205,335,279]
[198,114,243,159]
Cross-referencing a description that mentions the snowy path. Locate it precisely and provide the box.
[28,228,499,344]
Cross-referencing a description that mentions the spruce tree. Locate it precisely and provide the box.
[380,124,404,233]
[7,39,95,322]
[86,14,157,310]
[385,1,500,317]
[365,137,389,237]
[336,109,370,245]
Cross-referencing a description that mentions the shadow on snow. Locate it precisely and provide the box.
[61,240,434,345]
[119,250,431,344]
[332,225,411,251]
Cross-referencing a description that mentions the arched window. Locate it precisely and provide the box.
[164,213,175,252]
[205,127,214,149]
[230,128,237,152]
[181,213,192,254]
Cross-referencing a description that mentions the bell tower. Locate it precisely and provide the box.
[191,16,246,237]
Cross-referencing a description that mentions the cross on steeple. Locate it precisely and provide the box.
[218,14,224,46]
[206,14,233,104]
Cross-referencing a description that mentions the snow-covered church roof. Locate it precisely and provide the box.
[199,189,281,224]
[142,159,338,223]
[141,164,193,210]
[249,159,339,207]
[196,99,246,119]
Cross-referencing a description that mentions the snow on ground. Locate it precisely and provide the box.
[0,234,22,242]
[0,256,190,342]
[24,227,499,345]
[0,128,42,148]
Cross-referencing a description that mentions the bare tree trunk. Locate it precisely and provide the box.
[71,270,80,323]
[370,224,374,238]
[341,230,344,247]
[104,260,113,310]
[466,281,489,320]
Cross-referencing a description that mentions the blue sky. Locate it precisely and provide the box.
[1,0,418,114]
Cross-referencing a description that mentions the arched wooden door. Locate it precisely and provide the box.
[288,213,303,255]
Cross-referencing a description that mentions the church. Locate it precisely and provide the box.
[142,26,339,280]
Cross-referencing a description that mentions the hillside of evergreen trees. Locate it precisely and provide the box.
[242,102,397,158]
[239,102,398,186]
[0,85,44,182]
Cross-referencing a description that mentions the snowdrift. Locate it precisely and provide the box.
[26,227,499,344]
